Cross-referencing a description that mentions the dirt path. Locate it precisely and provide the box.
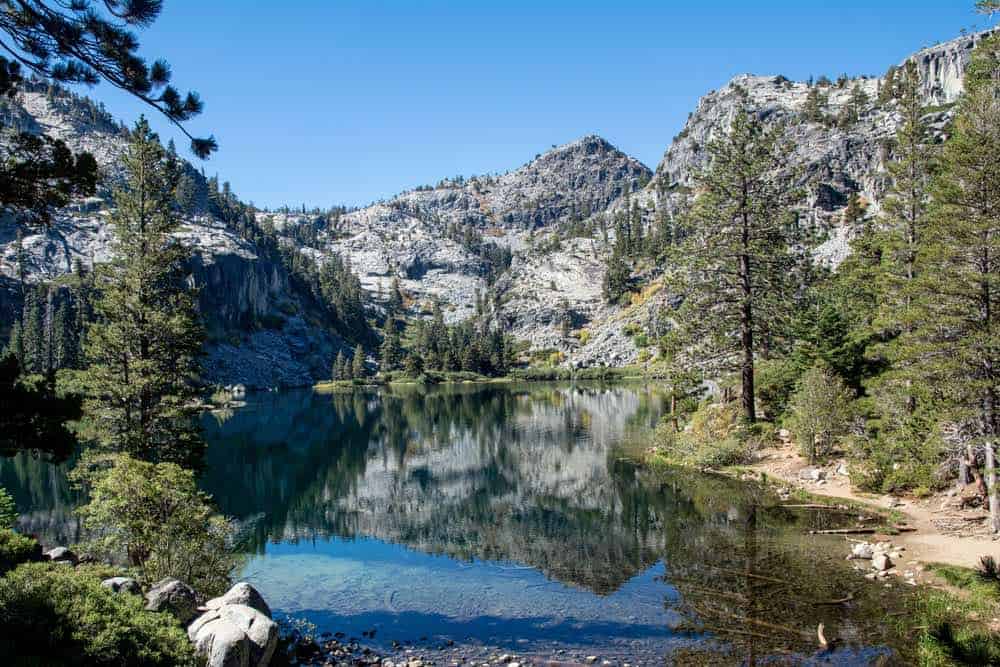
[748,441,1000,570]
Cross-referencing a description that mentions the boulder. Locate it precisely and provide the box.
[145,578,199,625]
[188,603,278,667]
[101,576,141,595]
[798,468,826,482]
[43,546,78,565]
[850,542,874,560]
[872,553,893,572]
[204,582,272,618]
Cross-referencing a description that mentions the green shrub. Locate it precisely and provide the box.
[0,529,42,574]
[0,487,16,530]
[786,363,855,462]
[754,358,802,422]
[73,454,242,597]
[0,562,196,666]
[652,402,758,469]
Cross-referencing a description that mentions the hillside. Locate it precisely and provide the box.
[1,28,994,383]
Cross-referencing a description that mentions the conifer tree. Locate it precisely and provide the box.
[672,89,804,423]
[803,87,828,123]
[901,35,1000,531]
[870,60,935,423]
[379,319,403,372]
[333,351,347,381]
[352,344,366,379]
[81,119,204,469]
[0,1,215,157]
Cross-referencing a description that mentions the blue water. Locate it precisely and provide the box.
[1,382,911,663]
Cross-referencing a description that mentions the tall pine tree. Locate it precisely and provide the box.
[901,35,1000,531]
[672,89,804,422]
[81,119,205,468]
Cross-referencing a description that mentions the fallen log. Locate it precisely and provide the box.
[808,528,877,535]
[812,593,854,605]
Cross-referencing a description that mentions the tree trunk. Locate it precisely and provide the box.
[740,285,755,423]
[740,195,755,423]
[987,441,1000,533]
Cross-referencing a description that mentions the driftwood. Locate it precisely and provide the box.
[812,593,854,605]
[780,504,855,511]
[808,528,876,535]
[817,623,829,649]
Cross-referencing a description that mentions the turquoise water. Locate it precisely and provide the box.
[1,383,910,663]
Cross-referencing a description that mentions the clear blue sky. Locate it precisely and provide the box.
[83,1,994,210]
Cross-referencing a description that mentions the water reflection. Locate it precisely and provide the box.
[1,383,910,663]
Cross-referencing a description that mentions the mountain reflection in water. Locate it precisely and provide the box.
[1,383,911,664]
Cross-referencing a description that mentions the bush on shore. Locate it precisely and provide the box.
[0,529,42,575]
[653,402,770,469]
[0,562,197,666]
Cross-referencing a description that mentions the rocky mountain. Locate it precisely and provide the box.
[1,28,995,385]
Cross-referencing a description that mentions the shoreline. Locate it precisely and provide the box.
[648,439,999,572]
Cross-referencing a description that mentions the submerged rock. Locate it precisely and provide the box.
[872,553,893,572]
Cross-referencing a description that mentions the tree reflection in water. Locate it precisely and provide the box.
[2,383,914,663]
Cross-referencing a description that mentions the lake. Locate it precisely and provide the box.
[1,382,914,665]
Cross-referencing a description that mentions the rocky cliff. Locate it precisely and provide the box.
[1,29,994,380]
[0,84,348,388]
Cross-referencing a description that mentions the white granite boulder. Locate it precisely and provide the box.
[188,603,277,667]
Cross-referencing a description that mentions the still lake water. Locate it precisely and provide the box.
[1,383,912,664]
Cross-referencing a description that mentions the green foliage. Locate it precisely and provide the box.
[901,562,1000,666]
[803,86,829,123]
[0,529,42,575]
[352,344,366,379]
[0,354,81,461]
[653,402,760,469]
[0,128,98,225]
[754,357,801,421]
[401,299,514,378]
[0,1,212,157]
[0,562,197,666]
[79,120,205,468]
[786,364,856,462]
[670,86,805,422]
[602,248,632,304]
[0,487,16,530]
[73,454,241,597]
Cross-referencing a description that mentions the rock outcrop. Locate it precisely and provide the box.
[144,577,200,625]
[2,29,995,373]
[188,583,278,667]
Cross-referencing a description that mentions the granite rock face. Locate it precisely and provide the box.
[1,30,995,374]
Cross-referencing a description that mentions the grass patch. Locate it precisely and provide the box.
[900,561,1000,666]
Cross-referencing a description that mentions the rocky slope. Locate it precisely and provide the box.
[0,84,349,388]
[1,29,995,380]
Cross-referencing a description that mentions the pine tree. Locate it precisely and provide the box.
[870,60,934,420]
[803,87,828,123]
[81,119,205,468]
[603,249,631,304]
[379,319,403,372]
[387,278,404,318]
[5,319,24,367]
[901,35,1000,531]
[0,2,214,157]
[672,88,805,423]
[352,344,366,379]
[878,65,899,106]
[333,351,347,381]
